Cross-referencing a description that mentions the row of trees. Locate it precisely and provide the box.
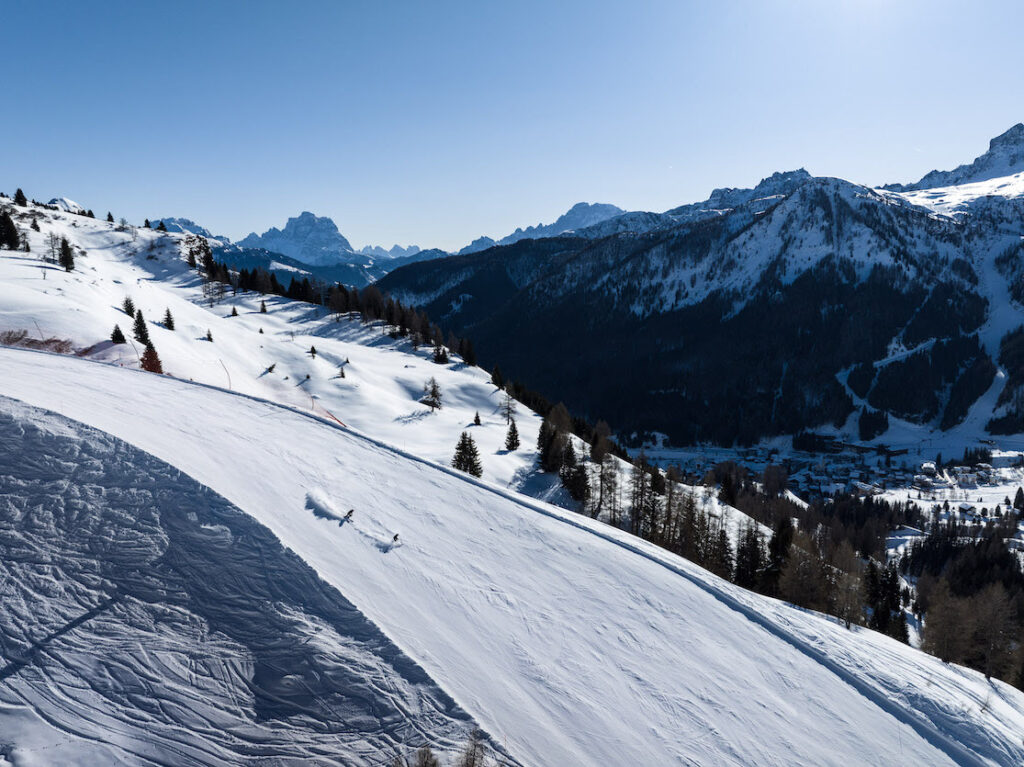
[110,297,169,373]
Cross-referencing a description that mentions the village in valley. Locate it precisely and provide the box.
[643,436,1024,562]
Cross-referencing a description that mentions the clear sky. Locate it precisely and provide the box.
[6,0,1024,251]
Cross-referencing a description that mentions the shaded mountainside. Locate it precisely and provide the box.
[380,171,1024,446]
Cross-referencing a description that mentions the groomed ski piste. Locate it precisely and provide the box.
[3,346,1024,767]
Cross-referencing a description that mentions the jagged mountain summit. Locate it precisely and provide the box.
[358,243,421,259]
[238,211,358,266]
[886,123,1024,191]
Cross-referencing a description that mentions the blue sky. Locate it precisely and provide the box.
[6,0,1024,251]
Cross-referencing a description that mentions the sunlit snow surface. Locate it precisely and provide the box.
[0,396,488,766]
[883,170,1024,217]
[2,351,1024,766]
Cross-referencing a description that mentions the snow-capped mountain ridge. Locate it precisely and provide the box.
[238,210,358,266]
[887,123,1024,191]
[459,201,625,254]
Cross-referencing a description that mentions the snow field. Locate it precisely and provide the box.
[3,348,1024,766]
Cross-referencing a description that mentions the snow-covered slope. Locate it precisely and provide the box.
[0,202,562,500]
[886,170,1024,217]
[151,216,225,241]
[3,347,1024,766]
[0,396,485,766]
[887,123,1024,191]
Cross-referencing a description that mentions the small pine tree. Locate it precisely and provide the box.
[432,343,449,364]
[30,217,40,232]
[144,219,151,228]
[156,220,167,232]
[260,300,267,313]
[14,188,27,206]
[505,419,520,451]
[59,237,75,271]
[491,365,503,388]
[473,411,481,425]
[110,324,126,344]
[140,344,163,373]
[500,390,517,424]
[123,297,135,316]
[106,212,114,223]
[310,345,317,357]
[206,329,213,342]
[231,306,238,317]
[412,746,440,767]
[133,310,151,345]
[0,212,19,249]
[422,377,442,411]
[452,432,483,477]
[163,308,175,330]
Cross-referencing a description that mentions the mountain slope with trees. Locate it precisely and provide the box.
[379,128,1024,447]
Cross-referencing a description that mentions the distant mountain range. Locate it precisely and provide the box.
[458,202,626,254]
[379,124,1024,447]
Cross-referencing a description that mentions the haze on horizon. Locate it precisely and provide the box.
[7,0,1024,251]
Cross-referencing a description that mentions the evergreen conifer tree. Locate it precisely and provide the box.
[231,306,238,317]
[452,432,483,477]
[110,324,126,344]
[432,343,449,364]
[140,344,163,373]
[133,310,151,345]
[13,188,27,206]
[106,212,114,222]
[163,308,175,330]
[260,300,267,313]
[206,329,213,342]
[505,419,520,450]
[422,377,442,411]
[123,296,135,316]
[156,220,167,231]
[491,365,503,388]
[473,411,481,425]
[144,219,151,228]
[0,212,19,249]
[500,390,517,423]
[59,237,75,271]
